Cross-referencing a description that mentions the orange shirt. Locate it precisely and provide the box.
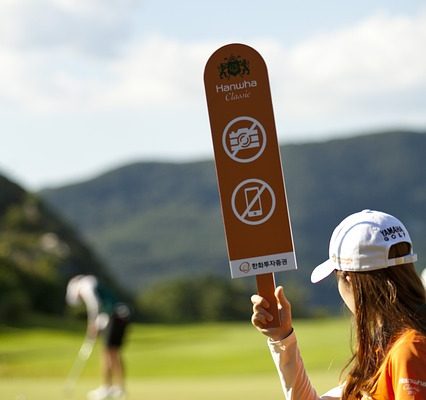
[372,330,426,400]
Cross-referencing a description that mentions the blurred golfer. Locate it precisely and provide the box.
[251,210,426,399]
[66,275,130,400]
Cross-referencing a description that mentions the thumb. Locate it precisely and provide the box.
[275,286,290,311]
[274,285,293,337]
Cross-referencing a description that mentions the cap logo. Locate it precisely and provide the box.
[380,225,406,241]
[332,254,353,265]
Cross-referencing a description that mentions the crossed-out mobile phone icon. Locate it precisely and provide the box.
[231,178,276,225]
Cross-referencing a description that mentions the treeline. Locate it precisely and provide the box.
[0,173,315,325]
[135,275,312,323]
[0,175,121,323]
[41,131,426,311]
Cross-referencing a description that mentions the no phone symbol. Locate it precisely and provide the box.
[231,178,276,225]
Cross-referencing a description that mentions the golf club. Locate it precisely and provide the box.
[64,335,97,398]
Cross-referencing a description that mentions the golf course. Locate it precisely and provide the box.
[0,317,351,400]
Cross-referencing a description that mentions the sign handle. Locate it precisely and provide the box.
[256,273,280,328]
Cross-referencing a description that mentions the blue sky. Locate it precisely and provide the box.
[1,0,425,189]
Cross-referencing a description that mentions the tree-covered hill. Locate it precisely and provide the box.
[40,130,426,311]
[41,161,224,289]
[0,175,118,321]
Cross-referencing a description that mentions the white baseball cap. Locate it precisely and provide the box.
[311,210,418,283]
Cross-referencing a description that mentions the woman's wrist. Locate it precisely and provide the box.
[270,327,294,342]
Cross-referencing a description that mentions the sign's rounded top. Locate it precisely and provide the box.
[204,43,267,79]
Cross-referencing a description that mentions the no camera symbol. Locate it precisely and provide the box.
[222,116,267,163]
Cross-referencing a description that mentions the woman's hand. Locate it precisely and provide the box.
[251,286,293,341]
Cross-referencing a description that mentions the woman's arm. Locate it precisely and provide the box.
[79,278,100,338]
[252,286,340,400]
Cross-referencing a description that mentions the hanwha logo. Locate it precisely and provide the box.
[239,262,251,273]
[218,54,250,79]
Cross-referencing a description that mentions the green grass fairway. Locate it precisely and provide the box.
[0,318,351,399]
[1,377,285,400]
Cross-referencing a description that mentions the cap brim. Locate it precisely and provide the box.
[311,260,336,283]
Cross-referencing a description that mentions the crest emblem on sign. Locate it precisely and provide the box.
[218,55,250,79]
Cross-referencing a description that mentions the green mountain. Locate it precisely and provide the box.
[40,130,426,310]
[0,175,118,321]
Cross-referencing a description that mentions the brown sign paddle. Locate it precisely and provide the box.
[204,43,297,327]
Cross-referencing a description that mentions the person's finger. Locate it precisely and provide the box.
[251,294,270,309]
[275,286,290,311]
[251,312,267,326]
[251,308,273,327]
[273,285,293,338]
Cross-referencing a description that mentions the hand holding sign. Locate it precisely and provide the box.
[251,285,293,341]
[204,43,297,328]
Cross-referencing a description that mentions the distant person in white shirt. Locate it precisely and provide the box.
[66,275,130,400]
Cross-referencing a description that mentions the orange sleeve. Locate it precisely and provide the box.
[387,331,426,399]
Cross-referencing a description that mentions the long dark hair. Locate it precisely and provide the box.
[341,242,426,400]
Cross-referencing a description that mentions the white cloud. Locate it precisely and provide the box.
[95,37,218,109]
[0,0,143,112]
[0,0,139,54]
[266,11,426,121]
[0,5,425,129]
